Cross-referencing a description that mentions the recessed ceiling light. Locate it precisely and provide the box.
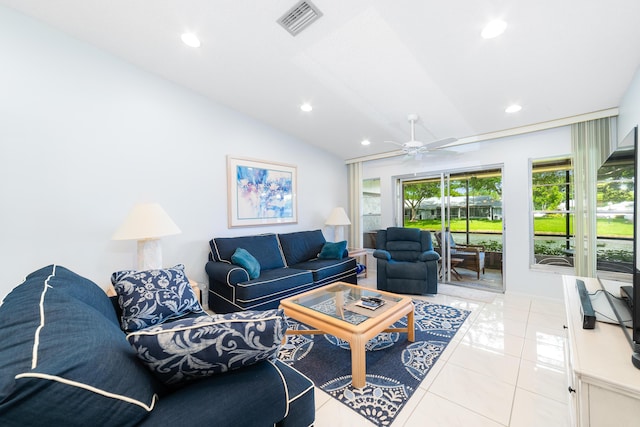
[505,104,522,113]
[300,103,313,112]
[481,19,507,39]
[361,139,371,146]
[181,32,201,48]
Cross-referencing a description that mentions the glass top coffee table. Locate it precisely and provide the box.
[279,282,414,388]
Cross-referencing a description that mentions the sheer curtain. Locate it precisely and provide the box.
[347,162,362,248]
[572,117,613,277]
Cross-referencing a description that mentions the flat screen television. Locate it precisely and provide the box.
[596,125,640,368]
[633,125,640,368]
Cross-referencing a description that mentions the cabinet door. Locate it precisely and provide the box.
[589,384,640,427]
[564,331,582,427]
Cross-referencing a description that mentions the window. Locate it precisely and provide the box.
[595,150,635,274]
[362,178,381,249]
[530,158,574,268]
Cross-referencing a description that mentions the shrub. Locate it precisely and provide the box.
[475,240,502,252]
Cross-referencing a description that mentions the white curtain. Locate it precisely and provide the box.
[572,118,613,277]
[347,162,362,248]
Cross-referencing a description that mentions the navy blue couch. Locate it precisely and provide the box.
[206,229,357,313]
[0,265,315,427]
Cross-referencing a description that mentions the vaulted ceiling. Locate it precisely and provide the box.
[3,0,640,160]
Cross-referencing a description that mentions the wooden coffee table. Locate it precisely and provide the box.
[279,282,414,388]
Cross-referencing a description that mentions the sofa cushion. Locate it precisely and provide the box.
[317,240,347,260]
[138,360,302,427]
[289,257,357,286]
[111,264,203,332]
[233,268,314,309]
[0,265,159,427]
[126,310,286,385]
[231,248,260,279]
[278,229,326,266]
[210,234,285,270]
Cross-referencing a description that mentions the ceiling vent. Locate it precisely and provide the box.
[277,1,323,36]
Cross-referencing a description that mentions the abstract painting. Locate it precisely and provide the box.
[227,156,297,227]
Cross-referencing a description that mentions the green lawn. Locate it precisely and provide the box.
[405,218,502,232]
[535,216,633,237]
[595,217,634,237]
[405,215,633,237]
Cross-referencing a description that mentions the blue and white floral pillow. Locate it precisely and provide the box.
[111,264,203,332]
[126,309,287,385]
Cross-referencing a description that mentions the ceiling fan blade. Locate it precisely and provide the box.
[424,137,458,150]
[386,115,456,159]
[384,140,405,147]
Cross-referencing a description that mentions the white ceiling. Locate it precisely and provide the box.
[3,0,640,160]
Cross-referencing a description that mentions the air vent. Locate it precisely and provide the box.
[277,1,323,36]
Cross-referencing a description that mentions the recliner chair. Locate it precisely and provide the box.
[373,227,440,295]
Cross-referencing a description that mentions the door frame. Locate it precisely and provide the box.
[393,163,506,292]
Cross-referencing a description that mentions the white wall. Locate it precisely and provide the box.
[0,6,348,297]
[363,126,572,299]
[619,65,640,141]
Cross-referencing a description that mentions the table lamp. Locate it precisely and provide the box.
[112,203,181,270]
[325,207,351,243]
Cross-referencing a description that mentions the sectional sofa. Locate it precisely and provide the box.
[206,229,358,313]
[0,265,315,427]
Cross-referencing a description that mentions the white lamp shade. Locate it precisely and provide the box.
[112,203,181,241]
[325,207,351,226]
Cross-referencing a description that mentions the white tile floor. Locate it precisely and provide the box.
[313,271,571,427]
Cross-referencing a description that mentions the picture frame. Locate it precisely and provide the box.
[227,156,298,227]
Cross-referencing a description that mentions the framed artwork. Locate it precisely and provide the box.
[227,156,298,227]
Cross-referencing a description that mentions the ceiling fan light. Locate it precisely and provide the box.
[300,103,313,112]
[361,139,371,146]
[481,19,507,39]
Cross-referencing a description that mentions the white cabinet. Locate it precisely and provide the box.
[563,275,640,427]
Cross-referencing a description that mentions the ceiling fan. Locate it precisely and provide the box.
[385,114,457,159]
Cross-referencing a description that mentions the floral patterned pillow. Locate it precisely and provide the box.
[126,309,286,385]
[111,264,202,332]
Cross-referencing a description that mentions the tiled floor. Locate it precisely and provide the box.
[313,268,571,427]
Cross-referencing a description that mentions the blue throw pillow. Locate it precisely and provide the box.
[111,264,203,332]
[126,309,287,385]
[231,248,261,279]
[0,265,159,426]
[318,240,347,260]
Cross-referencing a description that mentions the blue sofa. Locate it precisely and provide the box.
[206,229,357,313]
[0,265,315,427]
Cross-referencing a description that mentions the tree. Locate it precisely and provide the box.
[532,171,567,210]
[468,176,502,197]
[404,182,440,221]
[598,163,634,204]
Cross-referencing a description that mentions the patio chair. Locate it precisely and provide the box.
[435,231,485,279]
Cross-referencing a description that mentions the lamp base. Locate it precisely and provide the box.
[137,239,162,270]
[334,226,347,246]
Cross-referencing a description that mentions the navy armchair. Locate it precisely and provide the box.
[373,227,440,295]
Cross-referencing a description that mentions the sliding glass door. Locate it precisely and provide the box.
[401,166,504,292]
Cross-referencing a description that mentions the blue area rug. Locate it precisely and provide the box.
[277,300,470,426]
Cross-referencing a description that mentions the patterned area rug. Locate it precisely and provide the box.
[277,300,470,426]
